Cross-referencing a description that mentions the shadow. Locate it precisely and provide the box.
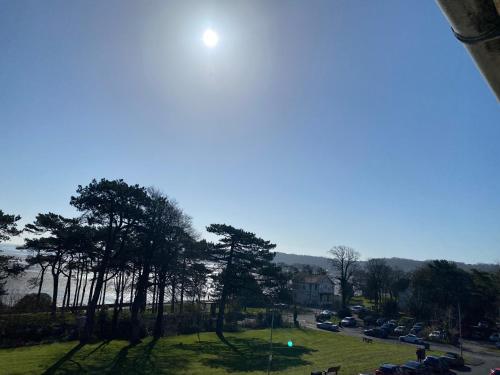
[42,343,85,375]
[108,342,137,373]
[453,365,472,372]
[217,333,241,353]
[82,340,109,359]
[175,336,316,373]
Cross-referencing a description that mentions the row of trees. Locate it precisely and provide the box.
[356,257,499,328]
[1,178,287,344]
[310,246,499,327]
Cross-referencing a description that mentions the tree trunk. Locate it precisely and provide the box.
[170,277,176,314]
[36,266,46,305]
[81,263,107,343]
[130,262,150,344]
[73,266,82,311]
[80,271,88,307]
[111,272,122,337]
[153,271,166,339]
[216,244,234,339]
[51,271,59,317]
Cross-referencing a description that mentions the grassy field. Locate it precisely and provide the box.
[0,328,440,374]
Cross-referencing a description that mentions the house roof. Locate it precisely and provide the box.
[295,273,335,284]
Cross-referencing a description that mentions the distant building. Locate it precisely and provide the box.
[292,273,337,307]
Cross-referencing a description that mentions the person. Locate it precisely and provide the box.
[416,347,425,362]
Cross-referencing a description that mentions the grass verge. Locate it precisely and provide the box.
[0,328,441,374]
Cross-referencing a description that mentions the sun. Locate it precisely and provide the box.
[202,29,219,48]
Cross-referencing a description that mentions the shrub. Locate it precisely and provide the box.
[336,307,352,319]
[13,293,51,313]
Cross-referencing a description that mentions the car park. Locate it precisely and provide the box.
[377,318,388,326]
[489,332,500,342]
[399,334,423,344]
[441,352,464,368]
[401,360,430,375]
[375,363,403,374]
[341,316,357,327]
[410,323,424,335]
[350,305,365,313]
[364,327,389,338]
[399,334,430,349]
[423,356,449,374]
[381,322,397,333]
[394,326,406,335]
[316,312,332,322]
[316,321,340,332]
[428,331,445,342]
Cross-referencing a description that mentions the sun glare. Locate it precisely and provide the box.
[202,29,219,48]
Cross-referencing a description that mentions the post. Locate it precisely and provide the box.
[267,307,275,375]
[458,302,463,357]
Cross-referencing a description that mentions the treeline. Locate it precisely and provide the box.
[0,178,290,344]
[357,258,500,330]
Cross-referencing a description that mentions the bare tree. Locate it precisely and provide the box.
[328,245,360,308]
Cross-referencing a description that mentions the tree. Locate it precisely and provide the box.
[328,245,360,308]
[0,210,23,297]
[24,213,83,316]
[408,260,471,321]
[207,224,276,342]
[70,178,148,343]
[363,258,391,311]
[0,210,21,242]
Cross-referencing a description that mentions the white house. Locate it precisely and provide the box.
[292,274,337,307]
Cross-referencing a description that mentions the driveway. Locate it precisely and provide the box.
[297,310,499,374]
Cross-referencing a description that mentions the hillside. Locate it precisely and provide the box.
[274,251,498,273]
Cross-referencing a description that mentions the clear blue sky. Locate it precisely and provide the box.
[1,1,499,264]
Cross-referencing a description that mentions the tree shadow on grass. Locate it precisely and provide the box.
[41,343,85,375]
[174,336,316,373]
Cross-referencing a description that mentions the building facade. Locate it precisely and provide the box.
[292,274,337,307]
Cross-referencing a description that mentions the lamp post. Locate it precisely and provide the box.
[267,307,275,375]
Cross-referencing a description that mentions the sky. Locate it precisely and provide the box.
[1,0,500,264]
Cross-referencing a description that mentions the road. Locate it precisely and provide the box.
[297,310,500,374]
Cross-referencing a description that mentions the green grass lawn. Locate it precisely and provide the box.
[0,328,440,374]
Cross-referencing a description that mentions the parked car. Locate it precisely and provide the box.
[496,341,500,349]
[364,328,389,338]
[388,319,398,325]
[351,305,365,313]
[321,309,335,316]
[490,369,500,375]
[489,332,500,342]
[428,331,445,342]
[377,318,388,326]
[401,361,430,375]
[394,326,406,335]
[381,322,396,333]
[441,352,464,368]
[399,334,430,349]
[364,315,378,326]
[316,312,331,322]
[410,322,424,334]
[316,321,340,332]
[423,356,449,374]
[341,316,357,327]
[375,364,403,375]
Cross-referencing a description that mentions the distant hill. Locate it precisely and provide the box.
[2,243,497,273]
[274,251,499,274]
